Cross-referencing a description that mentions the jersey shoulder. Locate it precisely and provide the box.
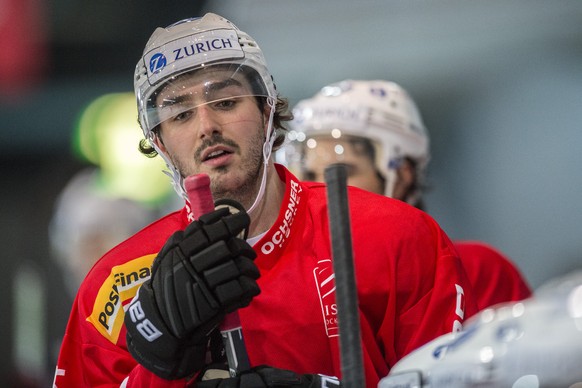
[303,181,421,217]
[78,209,185,299]
[69,209,187,346]
[301,181,440,240]
[95,209,184,268]
[454,240,515,270]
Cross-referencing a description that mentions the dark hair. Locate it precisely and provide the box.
[349,136,387,190]
[348,139,428,209]
[403,156,428,211]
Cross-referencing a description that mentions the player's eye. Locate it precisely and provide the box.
[172,110,194,122]
[213,99,237,110]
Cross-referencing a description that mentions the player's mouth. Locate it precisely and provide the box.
[201,145,235,167]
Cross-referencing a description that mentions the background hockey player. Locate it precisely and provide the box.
[289,79,531,311]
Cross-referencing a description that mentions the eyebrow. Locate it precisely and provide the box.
[158,94,188,108]
[157,78,245,109]
[205,78,244,93]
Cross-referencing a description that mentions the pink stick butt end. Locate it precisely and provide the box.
[184,174,214,219]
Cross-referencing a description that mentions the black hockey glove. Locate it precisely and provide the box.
[198,365,342,388]
[124,204,260,380]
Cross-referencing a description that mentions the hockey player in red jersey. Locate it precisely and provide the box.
[54,14,478,387]
[289,79,532,312]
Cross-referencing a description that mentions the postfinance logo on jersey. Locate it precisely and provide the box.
[87,254,155,344]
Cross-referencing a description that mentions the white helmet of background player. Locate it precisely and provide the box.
[379,270,582,388]
[289,79,429,199]
[134,13,278,209]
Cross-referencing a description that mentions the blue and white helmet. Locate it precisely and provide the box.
[379,270,582,388]
[134,13,278,202]
[289,80,429,199]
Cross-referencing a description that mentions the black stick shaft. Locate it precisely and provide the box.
[324,164,365,387]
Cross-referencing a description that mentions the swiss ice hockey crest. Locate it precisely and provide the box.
[313,259,338,337]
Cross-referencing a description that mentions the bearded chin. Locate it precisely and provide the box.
[173,120,267,209]
[209,158,264,209]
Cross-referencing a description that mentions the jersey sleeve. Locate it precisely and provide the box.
[454,240,532,310]
[52,243,196,388]
[53,290,191,388]
[386,212,480,361]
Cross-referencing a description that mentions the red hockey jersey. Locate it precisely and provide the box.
[54,165,478,387]
[454,241,532,310]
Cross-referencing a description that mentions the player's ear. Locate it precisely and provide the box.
[152,131,168,154]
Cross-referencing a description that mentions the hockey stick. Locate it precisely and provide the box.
[184,174,251,377]
[324,164,365,387]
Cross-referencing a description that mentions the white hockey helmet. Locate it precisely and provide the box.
[134,13,278,203]
[379,270,582,388]
[289,80,429,198]
[49,169,155,296]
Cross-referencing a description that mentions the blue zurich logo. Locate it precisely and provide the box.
[149,53,167,73]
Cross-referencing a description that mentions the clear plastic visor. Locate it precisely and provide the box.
[286,131,382,175]
[143,64,269,131]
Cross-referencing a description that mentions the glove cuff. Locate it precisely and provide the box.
[125,283,207,379]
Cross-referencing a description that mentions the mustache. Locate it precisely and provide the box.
[194,134,240,161]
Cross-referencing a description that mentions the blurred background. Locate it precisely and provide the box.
[1,0,581,386]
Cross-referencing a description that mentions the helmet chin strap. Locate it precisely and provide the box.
[247,97,277,215]
[150,133,189,202]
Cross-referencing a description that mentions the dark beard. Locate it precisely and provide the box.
[210,134,264,209]
[173,129,266,209]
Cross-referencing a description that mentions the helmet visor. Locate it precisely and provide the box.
[285,131,387,195]
[142,63,270,132]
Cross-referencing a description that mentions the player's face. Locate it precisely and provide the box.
[301,136,384,195]
[153,68,268,203]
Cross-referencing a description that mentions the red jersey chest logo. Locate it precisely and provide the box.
[313,259,338,337]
